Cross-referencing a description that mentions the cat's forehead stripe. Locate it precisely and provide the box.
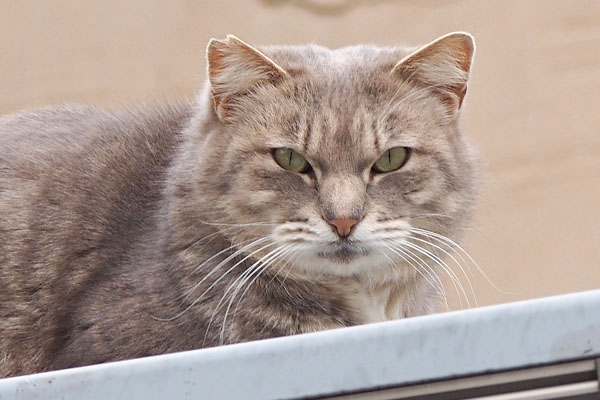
[301,116,313,153]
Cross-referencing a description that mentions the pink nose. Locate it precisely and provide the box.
[328,218,359,238]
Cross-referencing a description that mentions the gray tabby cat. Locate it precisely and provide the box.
[0,32,479,377]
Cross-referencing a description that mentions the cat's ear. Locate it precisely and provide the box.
[392,32,475,112]
[206,35,288,121]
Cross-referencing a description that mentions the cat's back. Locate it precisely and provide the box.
[0,104,190,247]
[0,104,190,375]
[0,104,190,181]
[0,103,191,268]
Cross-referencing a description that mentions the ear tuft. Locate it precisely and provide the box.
[206,35,288,121]
[392,32,475,111]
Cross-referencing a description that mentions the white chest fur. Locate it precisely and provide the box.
[346,277,434,323]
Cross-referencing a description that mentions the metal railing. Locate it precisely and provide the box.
[1,290,599,400]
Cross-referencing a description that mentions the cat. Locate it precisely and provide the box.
[0,32,479,377]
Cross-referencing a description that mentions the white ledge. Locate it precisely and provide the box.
[1,290,599,400]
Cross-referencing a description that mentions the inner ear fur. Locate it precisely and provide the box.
[392,32,475,111]
[206,35,288,121]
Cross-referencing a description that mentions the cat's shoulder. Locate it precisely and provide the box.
[0,103,191,167]
[1,103,189,143]
[1,104,113,139]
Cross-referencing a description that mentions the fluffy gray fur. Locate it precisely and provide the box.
[0,32,479,377]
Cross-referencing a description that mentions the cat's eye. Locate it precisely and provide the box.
[273,148,311,173]
[372,147,410,173]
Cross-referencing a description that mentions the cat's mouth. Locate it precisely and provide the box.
[317,240,370,263]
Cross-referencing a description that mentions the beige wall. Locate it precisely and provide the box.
[1,0,599,309]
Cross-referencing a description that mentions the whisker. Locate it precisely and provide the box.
[189,239,277,306]
[408,234,478,306]
[278,246,305,286]
[411,228,512,294]
[211,244,294,344]
[153,238,275,322]
[389,240,451,300]
[183,236,255,278]
[409,229,475,280]
[409,213,458,220]
[220,245,300,343]
[184,236,271,295]
[263,245,301,289]
[391,239,467,309]
[400,239,471,308]
[381,244,441,295]
[171,224,244,255]
[198,220,278,227]
[380,244,447,310]
[390,243,447,301]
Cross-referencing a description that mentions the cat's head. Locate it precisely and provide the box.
[179,33,479,283]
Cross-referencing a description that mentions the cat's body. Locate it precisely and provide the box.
[0,33,478,377]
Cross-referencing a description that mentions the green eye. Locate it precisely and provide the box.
[373,147,410,173]
[273,148,311,173]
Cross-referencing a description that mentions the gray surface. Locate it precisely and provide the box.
[1,290,599,400]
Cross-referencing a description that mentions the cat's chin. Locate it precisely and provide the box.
[317,240,370,263]
[287,241,411,282]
